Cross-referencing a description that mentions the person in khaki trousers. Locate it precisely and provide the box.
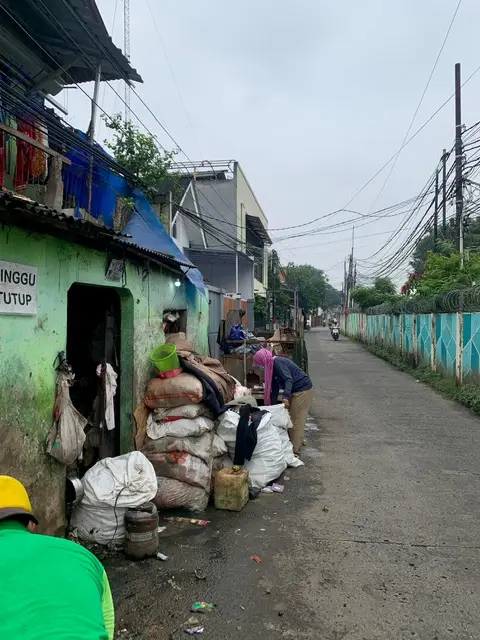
[253,348,314,455]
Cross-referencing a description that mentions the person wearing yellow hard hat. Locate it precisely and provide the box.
[0,475,114,639]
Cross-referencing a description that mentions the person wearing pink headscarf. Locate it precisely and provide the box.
[253,348,313,455]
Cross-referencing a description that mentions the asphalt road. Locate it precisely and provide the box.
[107,328,480,639]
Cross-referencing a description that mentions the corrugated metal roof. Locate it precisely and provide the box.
[0,191,192,270]
[1,0,142,84]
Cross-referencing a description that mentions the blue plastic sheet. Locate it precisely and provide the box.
[121,190,207,298]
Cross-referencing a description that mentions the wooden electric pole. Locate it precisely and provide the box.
[442,148,447,234]
[454,63,464,266]
[434,165,439,251]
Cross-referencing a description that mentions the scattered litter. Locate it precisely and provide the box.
[168,577,180,590]
[184,627,204,636]
[284,476,290,481]
[184,618,200,627]
[240,605,245,610]
[191,602,215,613]
[260,528,266,532]
[250,555,263,563]
[156,552,169,561]
[262,483,284,493]
[195,570,207,580]
[157,526,167,533]
[323,506,329,513]
[266,588,271,594]
[235,528,242,535]
[166,517,210,527]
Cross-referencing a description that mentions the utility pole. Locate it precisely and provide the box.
[271,253,276,330]
[87,62,102,215]
[454,62,464,266]
[433,165,439,251]
[442,148,447,234]
[347,226,355,309]
[124,0,131,120]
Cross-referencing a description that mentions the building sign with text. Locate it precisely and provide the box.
[0,260,38,315]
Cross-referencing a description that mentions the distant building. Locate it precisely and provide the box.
[167,160,271,325]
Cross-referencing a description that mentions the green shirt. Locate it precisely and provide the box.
[0,521,114,639]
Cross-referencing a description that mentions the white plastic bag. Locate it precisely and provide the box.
[147,414,214,440]
[262,404,293,430]
[259,405,303,467]
[70,502,126,546]
[143,432,215,464]
[82,451,157,508]
[276,427,304,468]
[153,476,209,511]
[247,414,287,488]
[216,410,240,456]
[47,372,87,465]
[217,410,287,489]
[230,376,249,399]
[213,433,228,458]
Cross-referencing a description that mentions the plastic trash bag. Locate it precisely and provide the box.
[262,404,293,430]
[82,451,157,508]
[47,372,87,466]
[70,451,157,546]
[217,411,287,489]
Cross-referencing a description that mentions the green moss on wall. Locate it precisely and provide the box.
[0,224,208,534]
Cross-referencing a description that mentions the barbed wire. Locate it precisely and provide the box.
[364,285,480,315]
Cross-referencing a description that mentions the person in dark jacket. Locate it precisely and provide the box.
[253,348,313,455]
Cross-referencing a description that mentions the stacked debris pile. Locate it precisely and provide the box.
[140,333,234,512]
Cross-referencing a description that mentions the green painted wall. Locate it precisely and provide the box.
[0,224,208,534]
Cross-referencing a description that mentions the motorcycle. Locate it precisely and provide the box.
[331,327,339,341]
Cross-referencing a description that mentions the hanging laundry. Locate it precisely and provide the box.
[5,116,17,181]
[31,122,48,181]
[14,121,35,190]
[96,363,118,431]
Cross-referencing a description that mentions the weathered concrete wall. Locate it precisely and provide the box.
[0,224,208,534]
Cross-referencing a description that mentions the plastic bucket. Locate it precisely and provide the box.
[150,344,180,373]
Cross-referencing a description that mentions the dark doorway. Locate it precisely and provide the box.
[67,284,121,463]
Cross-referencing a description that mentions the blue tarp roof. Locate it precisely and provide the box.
[63,132,207,298]
[121,190,207,298]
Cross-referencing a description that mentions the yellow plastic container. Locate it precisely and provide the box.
[214,467,249,512]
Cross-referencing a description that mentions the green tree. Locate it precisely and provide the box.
[411,216,480,274]
[102,113,177,200]
[284,263,327,312]
[415,251,480,297]
[351,277,398,310]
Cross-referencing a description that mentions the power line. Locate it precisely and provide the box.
[145,0,203,158]
[366,0,463,213]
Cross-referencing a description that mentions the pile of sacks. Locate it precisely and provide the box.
[142,404,228,511]
[140,334,233,512]
[217,402,303,491]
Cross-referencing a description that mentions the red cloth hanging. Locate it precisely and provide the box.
[14,122,35,190]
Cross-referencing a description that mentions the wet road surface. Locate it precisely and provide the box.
[107,328,480,639]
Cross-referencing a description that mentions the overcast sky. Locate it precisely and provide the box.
[64,0,480,290]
